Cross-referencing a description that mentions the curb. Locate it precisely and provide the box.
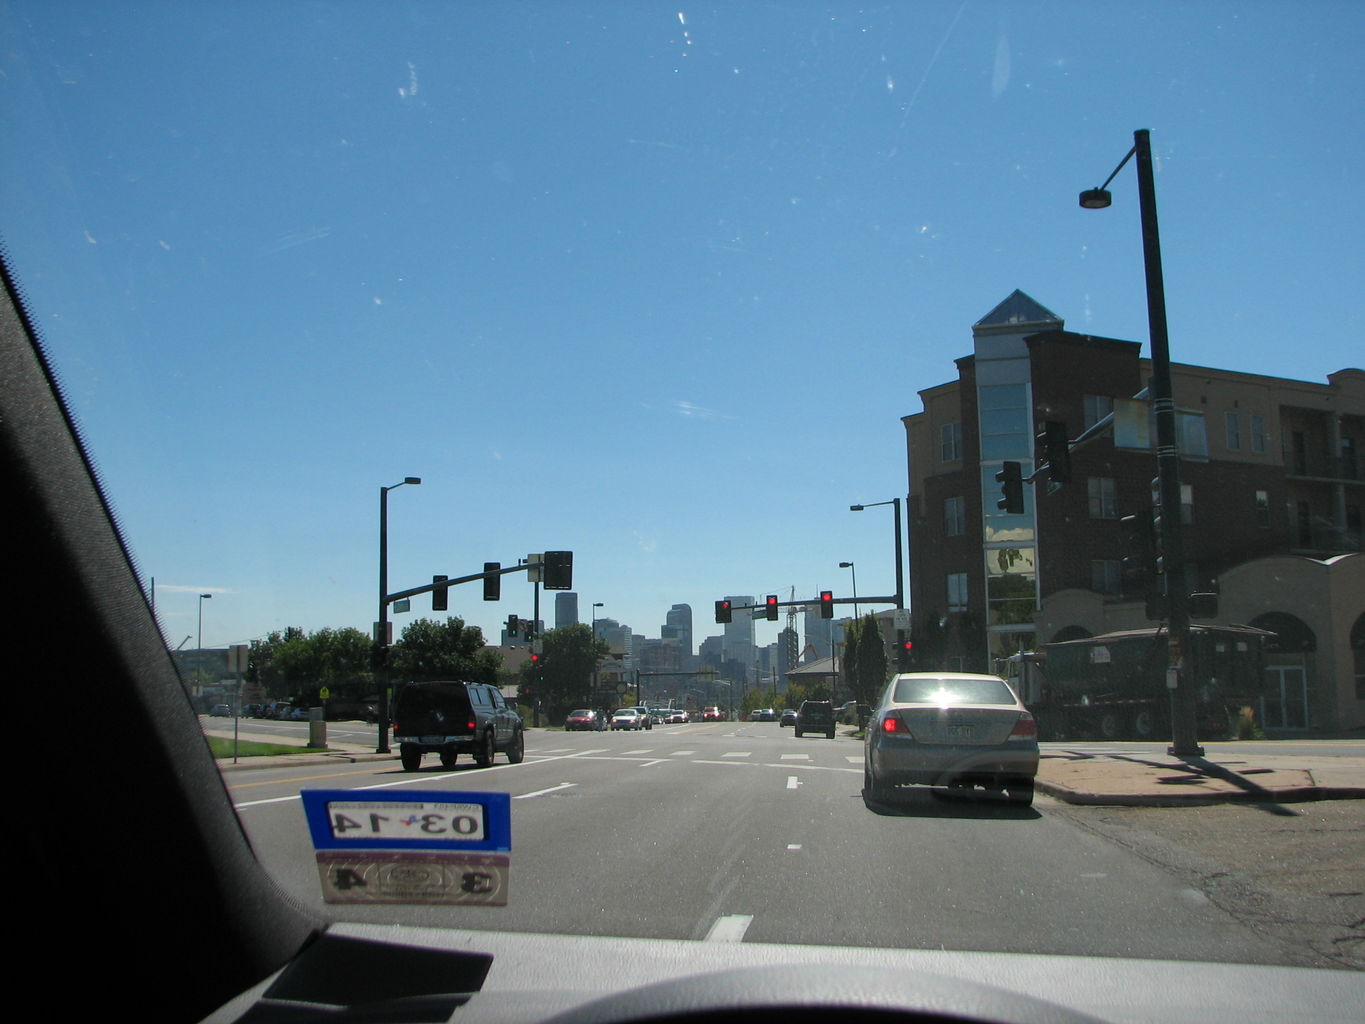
[1036,778,1365,806]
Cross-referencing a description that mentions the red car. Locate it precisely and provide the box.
[701,706,727,722]
[564,709,606,731]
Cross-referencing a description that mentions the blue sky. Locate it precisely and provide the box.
[3,1,1361,653]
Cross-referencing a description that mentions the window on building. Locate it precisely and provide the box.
[1083,394,1114,430]
[1088,476,1118,519]
[1090,559,1122,596]
[1225,411,1240,451]
[1343,437,1358,481]
[940,421,962,462]
[1179,411,1209,458]
[1181,482,1194,524]
[944,495,965,537]
[947,572,968,612]
[1255,490,1271,528]
[1347,505,1361,550]
[1296,500,1313,547]
[1250,414,1266,453]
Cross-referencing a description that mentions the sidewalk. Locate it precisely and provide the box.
[204,724,395,772]
[1037,746,1365,806]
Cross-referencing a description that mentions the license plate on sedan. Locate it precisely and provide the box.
[945,724,976,740]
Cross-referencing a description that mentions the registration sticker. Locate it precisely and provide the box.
[301,790,511,905]
[301,790,510,852]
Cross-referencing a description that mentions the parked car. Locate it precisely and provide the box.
[863,673,1039,807]
[794,700,835,738]
[392,680,525,771]
[780,708,798,728]
[610,708,647,731]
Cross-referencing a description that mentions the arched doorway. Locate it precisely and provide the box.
[1250,612,1317,730]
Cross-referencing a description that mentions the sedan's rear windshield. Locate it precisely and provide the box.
[893,678,1016,706]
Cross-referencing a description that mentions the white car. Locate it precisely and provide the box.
[864,673,1040,806]
[610,708,647,731]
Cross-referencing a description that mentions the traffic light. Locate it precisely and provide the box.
[819,591,834,619]
[543,550,573,590]
[483,562,501,601]
[1121,507,1159,581]
[715,599,732,624]
[507,614,519,638]
[995,461,1024,514]
[765,595,779,621]
[1038,421,1070,485]
[432,575,448,611]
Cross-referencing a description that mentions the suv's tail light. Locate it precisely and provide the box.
[1008,713,1038,740]
[468,719,477,731]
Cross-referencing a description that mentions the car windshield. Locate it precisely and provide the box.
[3,0,1362,987]
[893,677,1016,705]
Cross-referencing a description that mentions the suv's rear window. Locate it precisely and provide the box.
[395,684,472,716]
[892,678,1016,705]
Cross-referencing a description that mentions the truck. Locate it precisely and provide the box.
[999,624,1272,741]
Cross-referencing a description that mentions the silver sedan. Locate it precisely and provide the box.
[863,673,1039,806]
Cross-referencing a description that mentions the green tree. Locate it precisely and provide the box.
[391,616,499,684]
[520,623,608,709]
[842,618,862,701]
[852,613,888,705]
[273,626,375,704]
[248,626,305,699]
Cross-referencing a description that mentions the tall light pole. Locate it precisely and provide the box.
[850,498,907,669]
[839,561,859,619]
[1080,128,1200,758]
[197,592,212,650]
[377,476,421,754]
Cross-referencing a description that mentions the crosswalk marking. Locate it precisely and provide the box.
[721,751,751,758]
[780,753,811,761]
[670,750,696,756]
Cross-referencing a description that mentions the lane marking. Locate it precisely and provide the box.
[639,759,667,768]
[704,914,754,942]
[515,782,578,800]
[621,749,653,755]
[787,844,801,851]
[846,756,862,764]
[786,776,801,789]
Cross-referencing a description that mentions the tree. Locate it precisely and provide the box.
[248,626,304,699]
[852,613,888,706]
[519,623,607,709]
[391,616,499,685]
[842,618,862,702]
[272,626,375,704]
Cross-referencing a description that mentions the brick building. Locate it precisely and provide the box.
[902,291,1364,732]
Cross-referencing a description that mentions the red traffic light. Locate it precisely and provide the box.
[715,600,733,624]
[765,595,779,621]
[818,591,834,619]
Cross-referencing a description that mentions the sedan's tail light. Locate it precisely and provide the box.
[881,713,906,734]
[1008,713,1038,740]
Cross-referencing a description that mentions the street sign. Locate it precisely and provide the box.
[893,609,911,630]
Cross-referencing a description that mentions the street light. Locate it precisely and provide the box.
[839,561,859,619]
[377,476,421,753]
[197,593,212,650]
[1079,128,1200,758]
[850,498,907,668]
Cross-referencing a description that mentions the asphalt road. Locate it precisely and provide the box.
[224,721,1351,969]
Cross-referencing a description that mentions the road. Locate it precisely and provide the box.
[223,721,1358,970]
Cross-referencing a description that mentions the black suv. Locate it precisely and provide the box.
[794,700,836,738]
[392,680,525,771]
